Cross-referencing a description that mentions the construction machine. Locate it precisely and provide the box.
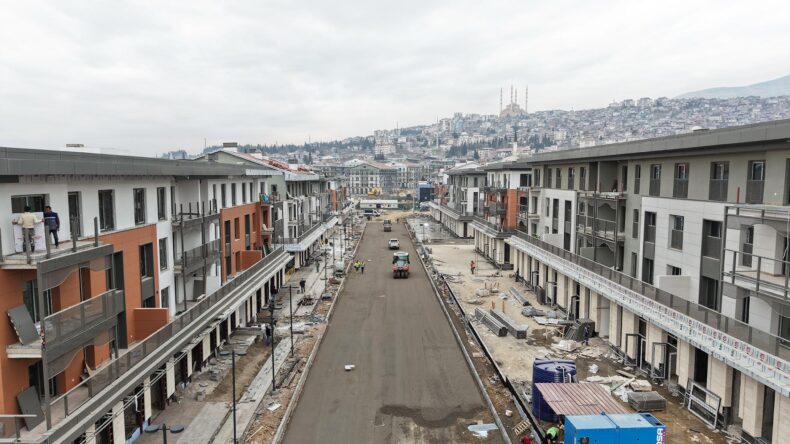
[392,251,410,278]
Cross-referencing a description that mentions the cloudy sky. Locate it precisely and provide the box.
[2,1,790,155]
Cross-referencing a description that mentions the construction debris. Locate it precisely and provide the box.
[468,423,498,438]
[628,391,667,412]
[552,339,580,352]
[474,308,507,337]
[521,306,545,317]
[630,380,653,392]
[508,287,529,306]
[344,364,355,371]
[489,309,528,339]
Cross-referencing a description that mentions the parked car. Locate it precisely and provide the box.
[388,239,400,250]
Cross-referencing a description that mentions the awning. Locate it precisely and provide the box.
[535,383,630,416]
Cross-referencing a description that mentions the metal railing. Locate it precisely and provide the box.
[0,415,37,440]
[175,239,221,271]
[577,217,621,241]
[172,200,218,225]
[512,231,790,358]
[746,180,765,204]
[709,179,728,201]
[673,179,689,198]
[649,178,661,196]
[278,221,324,245]
[644,225,656,243]
[50,246,286,423]
[724,249,790,301]
[702,235,722,258]
[44,290,124,348]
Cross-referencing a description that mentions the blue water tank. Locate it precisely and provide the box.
[531,358,576,422]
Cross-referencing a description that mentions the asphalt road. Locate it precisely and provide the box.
[282,221,496,443]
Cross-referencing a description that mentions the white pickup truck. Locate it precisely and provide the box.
[388,239,400,250]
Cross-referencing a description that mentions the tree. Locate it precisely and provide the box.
[473,149,480,160]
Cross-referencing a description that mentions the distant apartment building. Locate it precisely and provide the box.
[0,147,300,442]
[430,120,790,443]
[347,162,396,195]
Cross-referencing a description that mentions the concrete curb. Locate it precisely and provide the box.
[407,223,512,444]
[269,221,368,444]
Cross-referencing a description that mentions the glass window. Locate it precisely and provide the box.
[675,163,689,180]
[133,188,146,224]
[11,195,46,213]
[231,184,237,205]
[161,287,170,309]
[158,238,168,270]
[711,161,729,180]
[242,183,247,203]
[650,164,661,179]
[221,184,227,207]
[749,160,765,181]
[98,190,115,231]
[157,187,166,220]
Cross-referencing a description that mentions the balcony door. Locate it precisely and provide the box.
[68,192,82,238]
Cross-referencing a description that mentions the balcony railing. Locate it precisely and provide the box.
[702,235,722,259]
[673,179,689,198]
[44,289,125,352]
[746,180,765,204]
[172,200,219,227]
[670,229,683,250]
[709,179,728,201]
[649,178,661,196]
[644,225,656,243]
[724,249,790,301]
[259,193,281,204]
[576,216,622,241]
[511,231,790,366]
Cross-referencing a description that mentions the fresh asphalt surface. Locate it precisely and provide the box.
[282,221,495,443]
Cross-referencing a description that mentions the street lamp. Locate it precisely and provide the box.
[282,284,296,356]
[144,423,184,444]
[231,350,238,443]
[268,291,278,394]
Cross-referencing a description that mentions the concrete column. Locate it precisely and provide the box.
[589,291,601,329]
[166,358,176,398]
[676,339,694,390]
[772,392,790,443]
[557,275,567,311]
[143,376,152,422]
[707,357,733,408]
[740,375,765,439]
[84,425,96,444]
[609,302,621,345]
[112,401,125,444]
[621,309,636,359]
[644,322,666,368]
[187,348,193,377]
[202,335,211,361]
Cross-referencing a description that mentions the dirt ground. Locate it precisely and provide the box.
[428,242,734,444]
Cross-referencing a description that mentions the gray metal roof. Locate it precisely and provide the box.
[0,146,272,177]
[519,118,790,166]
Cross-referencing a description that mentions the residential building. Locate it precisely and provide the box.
[430,119,790,443]
[0,147,294,442]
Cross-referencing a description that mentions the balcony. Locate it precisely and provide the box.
[259,193,281,205]
[576,216,624,242]
[724,249,790,302]
[673,179,689,198]
[709,179,728,201]
[649,178,661,197]
[7,290,125,360]
[746,180,765,204]
[172,200,219,229]
[175,239,221,274]
[578,190,626,201]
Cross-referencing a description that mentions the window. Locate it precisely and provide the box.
[547,169,552,189]
[642,258,654,284]
[749,160,765,181]
[644,211,656,243]
[23,280,53,322]
[630,253,637,277]
[632,210,639,238]
[169,186,176,218]
[649,164,661,196]
[534,169,541,187]
[708,220,722,238]
[158,238,168,270]
[555,168,561,188]
[673,163,689,198]
[667,265,682,276]
[519,174,530,187]
[545,198,550,216]
[157,187,167,220]
[249,182,254,202]
[11,194,46,213]
[634,165,641,194]
[709,161,729,201]
[242,183,247,203]
[579,167,586,190]
[670,215,684,250]
[133,188,146,224]
[234,218,241,240]
[568,167,575,189]
[779,315,790,343]
[213,184,218,205]
[139,243,154,278]
[231,184,237,206]
[221,184,227,207]
[98,190,115,231]
[161,287,170,309]
[740,297,750,323]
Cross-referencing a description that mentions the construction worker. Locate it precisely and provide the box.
[15,206,42,257]
[583,324,591,346]
[545,425,560,443]
[299,277,306,293]
[360,260,365,274]
[470,260,476,275]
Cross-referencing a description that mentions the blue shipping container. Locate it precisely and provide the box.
[564,413,666,444]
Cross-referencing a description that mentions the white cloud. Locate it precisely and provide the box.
[1,0,789,154]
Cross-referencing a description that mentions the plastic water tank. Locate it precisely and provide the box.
[531,358,577,422]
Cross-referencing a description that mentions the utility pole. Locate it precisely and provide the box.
[231,350,237,443]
